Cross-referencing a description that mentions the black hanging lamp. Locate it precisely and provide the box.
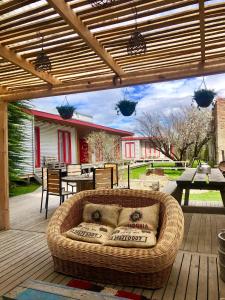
[88,0,116,8]
[56,97,76,120]
[34,32,52,72]
[127,5,147,56]
[192,77,216,108]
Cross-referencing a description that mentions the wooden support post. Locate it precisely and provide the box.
[0,101,9,230]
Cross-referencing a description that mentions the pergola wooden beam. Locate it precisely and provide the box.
[199,0,206,63]
[2,57,225,102]
[0,44,61,86]
[0,101,9,230]
[0,86,9,93]
[46,0,125,76]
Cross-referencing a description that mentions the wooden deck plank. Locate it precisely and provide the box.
[184,214,200,252]
[185,254,199,300]
[174,253,191,300]
[197,255,208,300]
[160,251,183,300]
[208,256,219,300]
[180,213,191,250]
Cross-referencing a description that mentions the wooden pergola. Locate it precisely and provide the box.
[1,0,225,230]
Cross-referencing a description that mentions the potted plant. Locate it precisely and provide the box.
[193,89,216,108]
[56,97,76,119]
[115,99,137,116]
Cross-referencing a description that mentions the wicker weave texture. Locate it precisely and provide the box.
[47,189,184,288]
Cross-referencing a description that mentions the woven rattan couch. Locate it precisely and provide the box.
[47,189,184,289]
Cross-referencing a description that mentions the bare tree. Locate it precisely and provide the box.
[137,106,212,162]
[86,131,121,162]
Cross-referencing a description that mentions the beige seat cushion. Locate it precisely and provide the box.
[105,226,157,248]
[66,222,113,244]
[118,203,160,233]
[83,203,121,227]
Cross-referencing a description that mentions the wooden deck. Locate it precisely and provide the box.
[0,189,225,299]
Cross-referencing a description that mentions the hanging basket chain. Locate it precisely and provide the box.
[127,1,147,56]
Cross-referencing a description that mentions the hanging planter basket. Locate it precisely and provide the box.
[193,78,216,108]
[56,97,76,119]
[115,100,137,116]
[193,89,216,108]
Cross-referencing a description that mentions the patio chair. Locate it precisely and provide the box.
[45,169,73,219]
[104,163,118,186]
[40,167,47,213]
[66,164,82,193]
[47,189,184,289]
[93,167,113,190]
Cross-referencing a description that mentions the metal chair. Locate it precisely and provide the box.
[93,167,113,190]
[45,169,73,219]
[40,167,47,213]
[104,163,118,186]
[66,164,82,193]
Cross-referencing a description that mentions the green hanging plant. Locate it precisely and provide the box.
[56,97,76,119]
[115,99,137,116]
[193,78,216,108]
[115,89,137,116]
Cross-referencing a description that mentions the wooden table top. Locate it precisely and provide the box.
[176,168,225,187]
[62,175,93,182]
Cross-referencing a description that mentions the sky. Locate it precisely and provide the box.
[31,73,225,134]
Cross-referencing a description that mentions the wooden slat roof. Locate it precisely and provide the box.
[1,0,225,101]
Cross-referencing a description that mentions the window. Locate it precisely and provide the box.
[58,130,71,164]
[125,142,135,158]
[35,127,40,168]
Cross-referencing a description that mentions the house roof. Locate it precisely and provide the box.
[1,1,225,102]
[28,109,133,137]
[122,136,155,141]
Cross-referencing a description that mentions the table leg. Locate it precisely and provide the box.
[220,190,225,207]
[184,189,190,206]
[172,186,183,205]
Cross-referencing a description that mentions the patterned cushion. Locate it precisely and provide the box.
[66,222,113,244]
[118,203,160,233]
[83,203,121,227]
[104,226,156,248]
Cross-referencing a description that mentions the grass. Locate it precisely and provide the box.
[129,165,183,180]
[188,191,221,201]
[164,169,183,180]
[10,181,40,197]
[130,166,148,179]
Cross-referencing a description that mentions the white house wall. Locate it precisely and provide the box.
[35,120,77,169]
[122,140,168,160]
[20,117,35,175]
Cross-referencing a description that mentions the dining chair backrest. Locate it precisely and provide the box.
[93,167,113,190]
[47,169,62,195]
[104,163,118,185]
[42,167,47,190]
[67,164,82,176]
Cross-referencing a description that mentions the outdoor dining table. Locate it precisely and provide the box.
[175,168,225,206]
[62,175,93,193]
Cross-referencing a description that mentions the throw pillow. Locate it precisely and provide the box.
[118,203,160,233]
[83,203,121,227]
[66,222,113,244]
[104,226,156,248]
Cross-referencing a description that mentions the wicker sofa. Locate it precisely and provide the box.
[47,189,184,289]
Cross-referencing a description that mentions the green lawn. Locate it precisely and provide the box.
[188,191,221,201]
[10,182,40,197]
[129,165,183,180]
[130,166,148,179]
